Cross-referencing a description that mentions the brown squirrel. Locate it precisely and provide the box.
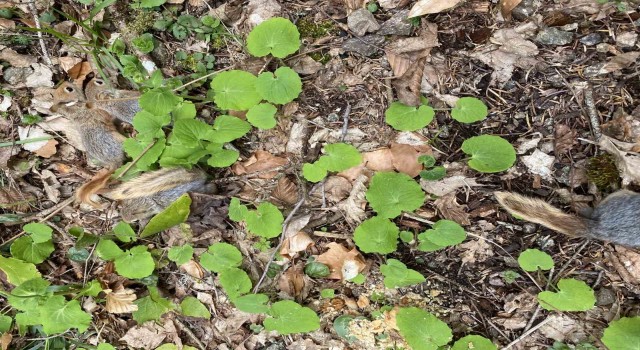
[84,77,141,124]
[106,167,214,222]
[495,190,640,247]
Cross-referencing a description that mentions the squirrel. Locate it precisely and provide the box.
[106,167,215,222]
[495,190,640,247]
[83,77,141,124]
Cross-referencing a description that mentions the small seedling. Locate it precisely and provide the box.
[537,279,596,311]
[461,135,516,173]
[418,155,446,181]
[380,259,426,288]
[417,220,467,252]
[517,249,554,272]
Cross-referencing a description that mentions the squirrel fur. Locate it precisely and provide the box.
[495,190,640,247]
[84,77,141,124]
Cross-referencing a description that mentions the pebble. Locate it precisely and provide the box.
[616,31,638,48]
[596,288,616,306]
[536,27,573,45]
[378,9,413,36]
[347,8,380,37]
[342,35,385,57]
[580,33,602,46]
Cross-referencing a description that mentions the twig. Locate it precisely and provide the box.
[173,319,206,350]
[583,85,601,141]
[522,305,541,332]
[5,196,76,243]
[501,317,552,350]
[115,139,157,180]
[27,1,53,67]
[553,240,589,284]
[0,136,53,147]
[340,103,351,142]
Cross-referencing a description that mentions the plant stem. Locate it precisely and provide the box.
[0,136,53,148]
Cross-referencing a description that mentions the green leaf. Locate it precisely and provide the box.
[168,244,194,265]
[538,279,595,311]
[334,315,358,342]
[228,197,250,222]
[133,287,175,323]
[159,144,208,168]
[23,223,52,243]
[321,143,362,171]
[232,293,270,314]
[113,221,137,243]
[399,230,414,243]
[320,289,335,298]
[96,239,125,261]
[114,246,156,279]
[380,259,425,288]
[255,67,302,105]
[417,155,436,167]
[200,243,243,273]
[7,277,50,311]
[180,296,211,319]
[304,261,330,278]
[247,103,277,129]
[208,115,252,143]
[451,97,489,123]
[302,162,328,183]
[366,172,425,218]
[0,256,41,286]
[451,335,497,350]
[349,273,366,284]
[601,317,640,350]
[419,166,446,181]
[172,101,196,120]
[353,216,399,254]
[211,70,262,111]
[244,202,284,238]
[97,344,116,350]
[10,236,54,264]
[246,17,300,58]
[141,193,192,237]
[172,118,213,148]
[219,268,252,298]
[385,102,435,131]
[132,110,171,140]
[40,296,92,335]
[396,307,453,350]
[417,220,466,251]
[264,300,320,334]
[206,145,239,168]
[518,249,554,272]
[0,315,12,333]
[79,280,103,297]
[138,0,167,8]
[132,33,155,53]
[139,88,183,116]
[123,137,166,170]
[461,135,516,173]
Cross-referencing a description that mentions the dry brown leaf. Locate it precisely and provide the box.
[76,168,114,208]
[278,264,306,298]
[409,0,464,17]
[322,175,352,202]
[0,332,11,350]
[120,320,171,349]
[587,51,640,76]
[0,18,14,30]
[598,135,640,186]
[613,246,640,282]
[337,174,369,223]
[390,143,424,177]
[105,286,138,313]
[459,235,493,264]
[500,0,524,19]
[231,150,288,179]
[67,61,92,81]
[601,109,640,143]
[363,148,395,171]
[180,260,204,279]
[34,139,58,158]
[271,175,298,205]
[554,124,577,156]
[434,192,470,225]
[421,175,480,197]
[0,187,34,212]
[315,242,366,280]
[344,0,367,14]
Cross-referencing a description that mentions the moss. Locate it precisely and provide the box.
[586,153,620,189]
[309,52,331,64]
[210,34,227,50]
[297,18,336,38]
[125,10,156,36]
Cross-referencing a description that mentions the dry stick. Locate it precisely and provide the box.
[501,317,552,350]
[173,319,206,350]
[27,1,52,67]
[114,139,157,180]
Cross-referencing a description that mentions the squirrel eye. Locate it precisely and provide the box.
[65,86,74,93]
[95,79,104,85]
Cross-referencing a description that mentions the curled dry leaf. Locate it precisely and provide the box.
[67,61,93,81]
[337,174,369,223]
[271,175,299,205]
[278,263,306,298]
[554,124,577,156]
[180,260,205,279]
[280,214,314,259]
[105,286,139,314]
[421,175,480,197]
[231,150,288,179]
[321,175,353,203]
[601,109,640,144]
[120,321,170,349]
[409,0,464,17]
[363,148,395,172]
[1,332,11,350]
[0,187,34,212]
[434,192,471,226]
[612,246,640,283]
[315,242,366,280]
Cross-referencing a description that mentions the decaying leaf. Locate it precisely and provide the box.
[278,263,307,298]
[522,149,555,180]
[280,214,314,259]
[601,108,640,144]
[18,126,54,155]
[1,332,12,350]
[409,0,464,17]
[612,246,640,283]
[0,187,34,212]
[554,125,577,156]
[421,175,480,197]
[67,61,92,81]
[271,175,299,205]
[231,150,288,179]
[585,52,640,77]
[105,286,138,314]
[390,142,430,178]
[180,260,205,279]
[34,139,58,158]
[434,192,471,225]
[120,319,174,349]
[337,174,369,223]
[598,135,640,186]
[315,242,366,280]
[321,175,352,203]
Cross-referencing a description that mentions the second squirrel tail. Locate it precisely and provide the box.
[495,192,589,237]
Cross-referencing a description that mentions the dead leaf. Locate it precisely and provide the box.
[34,139,58,158]
[67,61,92,81]
[271,175,299,205]
[539,314,587,343]
[337,174,369,223]
[315,242,366,280]
[0,18,14,30]
[0,47,37,67]
[500,0,523,19]
[18,126,54,154]
[246,0,282,27]
[409,0,464,17]
[0,332,11,350]
[390,142,426,177]
[0,187,34,212]
[421,175,480,197]
[598,135,640,186]
[601,109,640,143]
[39,169,61,203]
[231,150,288,179]
[585,51,640,77]
[459,235,493,264]
[105,286,138,313]
[363,148,395,171]
[613,246,640,282]
[278,264,306,298]
[180,260,205,279]
[522,149,555,180]
[281,232,314,259]
[554,124,577,156]
[434,192,470,225]
[120,320,172,349]
[321,175,352,202]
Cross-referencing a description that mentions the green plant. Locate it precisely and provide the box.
[537,279,596,311]
[303,143,362,182]
[132,32,155,53]
[365,171,425,218]
[380,259,425,288]
[247,17,301,58]
[96,240,155,279]
[263,300,320,334]
[384,96,488,132]
[397,307,453,350]
[417,220,467,252]
[154,13,222,42]
[228,198,284,238]
[418,155,446,181]
[451,335,497,350]
[601,317,640,350]
[353,216,399,254]
[461,135,516,173]
[518,249,554,272]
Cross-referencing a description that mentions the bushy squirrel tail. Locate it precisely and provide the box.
[495,192,589,237]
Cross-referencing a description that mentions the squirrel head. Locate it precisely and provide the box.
[53,81,85,105]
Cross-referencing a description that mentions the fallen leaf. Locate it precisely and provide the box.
[321,175,352,203]
[0,187,34,212]
[539,314,587,343]
[500,0,524,19]
[39,169,61,203]
[180,260,205,279]
[522,149,555,180]
[409,0,464,17]
[281,232,314,259]
[34,139,58,158]
[120,320,172,349]
[601,108,640,143]
[337,174,369,223]
[0,95,11,112]
[278,264,306,298]
[0,47,36,67]
[421,175,480,197]
[363,149,395,171]
[598,135,640,186]
[315,242,366,280]
[0,18,14,30]
[613,246,640,282]
[434,192,470,225]
[390,142,427,177]
[231,150,288,179]
[585,51,640,77]
[17,126,53,154]
[459,235,493,264]
[0,332,11,350]
[105,286,138,314]
[246,0,282,27]
[516,132,543,154]
[67,61,92,81]
[271,175,299,205]
[554,124,577,156]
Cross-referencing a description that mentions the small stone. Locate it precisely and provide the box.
[536,27,573,45]
[512,0,538,21]
[616,31,638,48]
[378,9,412,36]
[580,33,602,46]
[3,66,32,86]
[347,8,380,37]
[596,288,616,306]
[342,35,385,57]
[522,223,538,234]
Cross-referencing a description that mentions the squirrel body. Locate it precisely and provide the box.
[495,190,640,247]
[84,77,141,124]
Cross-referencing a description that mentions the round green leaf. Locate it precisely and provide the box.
[180,296,211,319]
[114,246,156,279]
[246,17,300,58]
[380,259,425,288]
[97,344,116,350]
[40,296,92,335]
[451,97,488,123]
[0,256,40,286]
[231,293,270,314]
[417,220,466,250]
[200,243,242,273]
[211,70,262,111]
[172,101,196,120]
[417,155,436,167]
[247,103,277,129]
[139,87,183,116]
[385,102,435,131]
[245,202,284,238]
[96,239,125,261]
[172,118,212,148]
[333,315,358,342]
[302,162,328,183]
[537,278,596,311]
[353,216,399,254]
[113,221,136,243]
[0,315,12,333]
[321,143,362,171]
[461,135,516,173]
[602,317,640,350]
[366,172,425,218]
[304,261,330,278]
[397,307,453,350]
[10,236,54,264]
[219,268,252,298]
[451,335,497,350]
[264,300,320,334]
[208,115,252,143]
[419,166,446,181]
[518,249,554,272]
[255,67,302,105]
[23,223,53,243]
[207,146,240,168]
[168,244,194,265]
